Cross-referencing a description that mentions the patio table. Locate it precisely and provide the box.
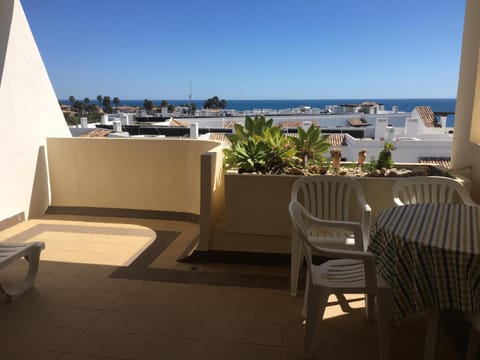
[368,203,480,322]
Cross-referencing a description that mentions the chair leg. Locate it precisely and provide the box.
[424,309,440,360]
[290,236,304,296]
[304,286,329,358]
[302,271,311,318]
[376,287,393,360]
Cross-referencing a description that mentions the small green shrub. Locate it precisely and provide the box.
[376,142,396,169]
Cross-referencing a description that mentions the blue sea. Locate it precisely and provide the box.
[62,98,457,127]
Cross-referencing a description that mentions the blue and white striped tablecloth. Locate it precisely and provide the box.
[368,203,480,321]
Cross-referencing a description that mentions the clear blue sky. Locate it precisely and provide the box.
[21,0,466,100]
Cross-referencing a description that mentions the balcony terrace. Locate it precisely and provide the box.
[0,211,464,359]
[2,0,480,358]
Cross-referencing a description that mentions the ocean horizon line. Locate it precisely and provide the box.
[59,98,457,121]
[61,97,456,101]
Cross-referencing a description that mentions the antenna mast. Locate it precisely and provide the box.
[188,80,192,107]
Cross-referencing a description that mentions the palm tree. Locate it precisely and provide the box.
[113,97,120,112]
[68,96,75,107]
[103,96,113,114]
[97,95,102,107]
[143,99,154,111]
[203,96,227,109]
[84,98,90,104]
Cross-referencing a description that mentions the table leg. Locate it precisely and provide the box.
[424,309,440,360]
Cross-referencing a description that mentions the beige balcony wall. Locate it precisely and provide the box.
[47,138,222,216]
[198,150,226,250]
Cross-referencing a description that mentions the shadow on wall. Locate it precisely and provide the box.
[28,146,50,219]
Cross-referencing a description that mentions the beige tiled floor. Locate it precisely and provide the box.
[0,214,462,359]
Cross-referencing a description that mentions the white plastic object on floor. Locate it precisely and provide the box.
[0,242,45,302]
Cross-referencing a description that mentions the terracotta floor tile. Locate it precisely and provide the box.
[54,308,104,329]
[89,311,133,333]
[66,329,118,357]
[92,277,134,294]
[248,289,288,324]
[281,319,304,349]
[106,333,161,359]
[58,354,102,360]
[39,273,101,292]
[162,317,206,339]
[77,291,120,310]
[10,349,63,360]
[127,312,168,335]
[240,322,284,346]
[280,348,303,360]
[149,338,200,360]
[124,279,169,297]
[232,344,282,360]
[31,327,83,352]
[195,340,237,360]
[107,293,152,313]
[33,287,89,307]
[19,304,71,327]
[0,322,46,349]
[203,318,244,342]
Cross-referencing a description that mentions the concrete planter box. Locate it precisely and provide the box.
[215,164,453,254]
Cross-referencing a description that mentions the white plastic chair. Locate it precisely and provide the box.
[290,176,372,296]
[289,200,393,359]
[392,176,476,206]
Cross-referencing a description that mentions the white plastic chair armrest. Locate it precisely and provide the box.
[310,243,375,263]
[361,204,372,249]
[393,197,404,206]
[310,244,378,289]
[303,211,365,251]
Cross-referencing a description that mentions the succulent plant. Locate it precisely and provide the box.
[290,125,331,168]
[376,142,396,169]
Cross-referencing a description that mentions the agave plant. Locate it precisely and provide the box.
[291,125,331,168]
[223,137,270,173]
[226,115,274,145]
[223,115,298,174]
[262,127,297,174]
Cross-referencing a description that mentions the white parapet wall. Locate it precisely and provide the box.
[343,134,453,163]
[0,0,70,222]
